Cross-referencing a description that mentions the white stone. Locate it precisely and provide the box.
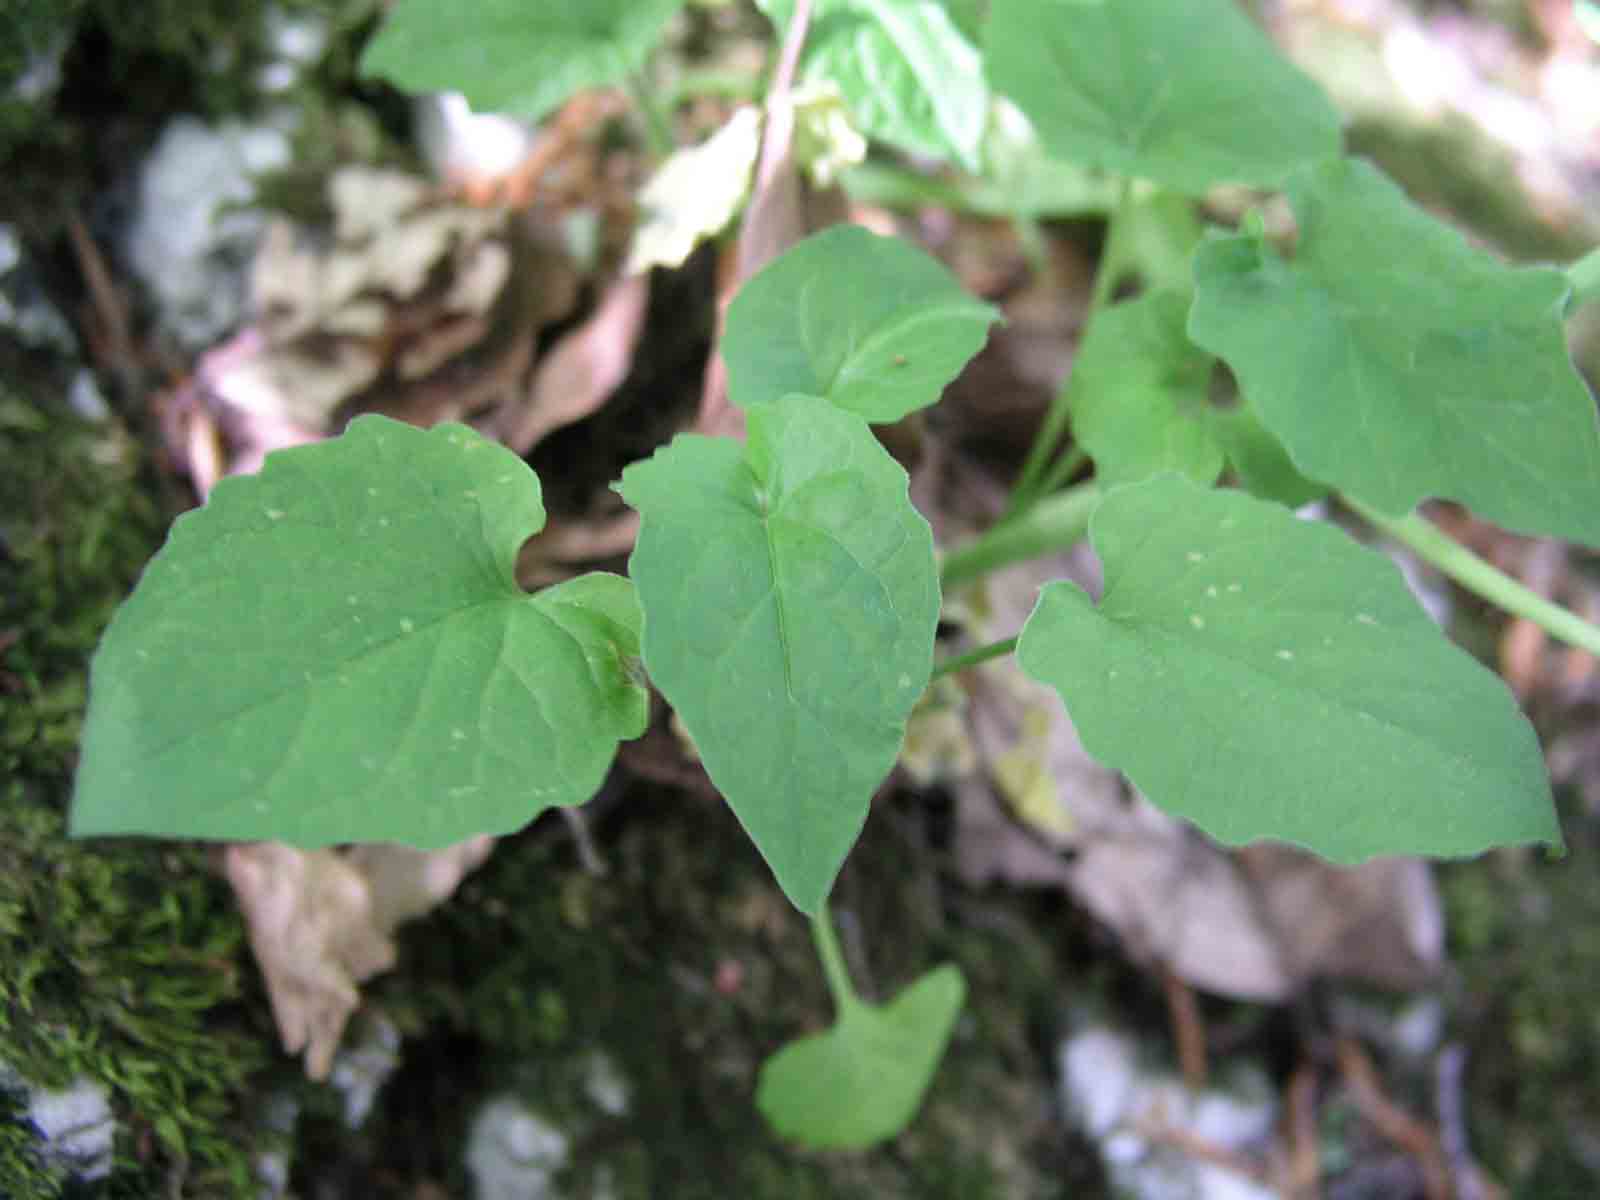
[124,116,292,347]
[1059,1026,1279,1200]
[23,1075,117,1181]
[465,1096,571,1200]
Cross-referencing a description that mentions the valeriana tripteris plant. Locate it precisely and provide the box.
[74,0,1600,1149]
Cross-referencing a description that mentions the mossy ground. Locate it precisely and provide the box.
[0,374,276,1196]
[1439,779,1600,1196]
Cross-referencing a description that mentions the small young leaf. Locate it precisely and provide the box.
[722,225,1000,423]
[73,416,647,848]
[617,397,940,913]
[1117,190,1205,297]
[757,964,965,1148]
[1067,291,1224,488]
[1206,401,1328,509]
[1016,475,1560,862]
[1190,157,1600,545]
[984,0,1340,193]
[758,0,988,170]
[360,0,685,124]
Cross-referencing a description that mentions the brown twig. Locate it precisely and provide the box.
[65,210,137,390]
[1284,1060,1322,1199]
[1160,962,1209,1092]
[1136,1118,1269,1186]
[696,0,814,439]
[1336,1037,1450,1200]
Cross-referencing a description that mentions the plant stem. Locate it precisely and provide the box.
[1569,245,1600,313]
[1034,445,1090,498]
[1004,177,1134,517]
[627,71,675,156]
[811,899,861,1016]
[941,482,1101,591]
[1346,498,1600,659]
[931,637,1018,679]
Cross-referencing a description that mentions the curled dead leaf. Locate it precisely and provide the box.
[225,836,493,1079]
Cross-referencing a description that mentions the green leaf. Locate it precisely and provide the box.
[758,0,989,170]
[1206,400,1328,509]
[722,225,1000,423]
[617,398,940,913]
[1190,158,1600,544]
[73,416,647,847]
[840,156,1119,221]
[1118,190,1205,296]
[1068,291,1224,488]
[984,0,1340,193]
[1016,474,1560,861]
[360,0,685,123]
[757,964,965,1148]
[1569,243,1600,313]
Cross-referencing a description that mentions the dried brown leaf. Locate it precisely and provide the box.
[225,837,493,1079]
[499,273,649,455]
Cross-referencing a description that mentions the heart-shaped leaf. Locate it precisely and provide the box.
[617,397,940,913]
[1016,474,1559,861]
[757,964,965,1148]
[1190,157,1600,544]
[985,0,1340,193]
[722,225,1000,424]
[360,0,685,124]
[759,0,989,170]
[73,416,647,848]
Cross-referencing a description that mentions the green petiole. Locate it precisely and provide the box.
[941,481,1100,591]
[931,637,1019,680]
[811,899,862,1016]
[1346,497,1600,660]
[1004,177,1135,518]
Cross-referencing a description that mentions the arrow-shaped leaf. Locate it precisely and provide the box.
[617,397,940,912]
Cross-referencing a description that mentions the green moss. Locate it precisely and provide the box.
[1441,814,1600,1195]
[0,384,277,1197]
